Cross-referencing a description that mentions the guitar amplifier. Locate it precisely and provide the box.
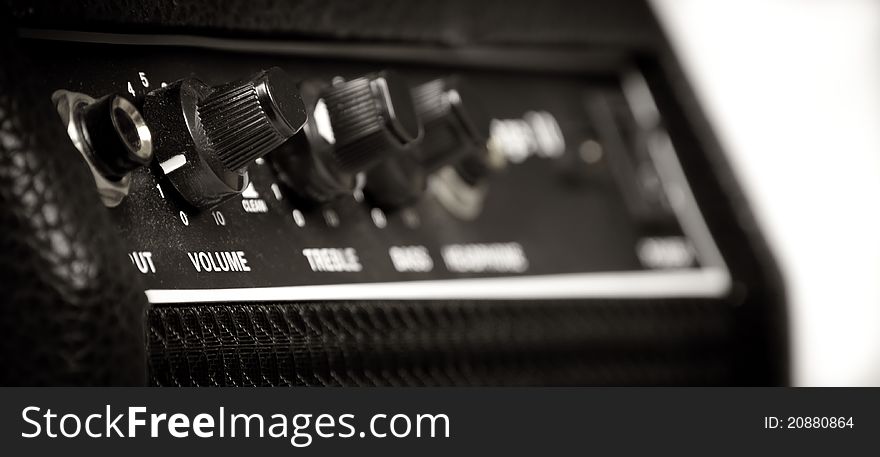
[0,0,787,385]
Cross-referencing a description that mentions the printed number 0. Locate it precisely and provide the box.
[179,211,189,226]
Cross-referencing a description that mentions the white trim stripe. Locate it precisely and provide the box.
[144,268,730,303]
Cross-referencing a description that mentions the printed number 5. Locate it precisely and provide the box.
[139,71,149,87]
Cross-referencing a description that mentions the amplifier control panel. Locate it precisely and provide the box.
[24,37,730,303]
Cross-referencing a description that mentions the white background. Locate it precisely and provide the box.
[651,0,880,385]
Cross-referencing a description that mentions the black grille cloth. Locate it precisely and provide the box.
[148,300,737,386]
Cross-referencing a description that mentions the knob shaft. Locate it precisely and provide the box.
[364,155,426,210]
[321,71,423,173]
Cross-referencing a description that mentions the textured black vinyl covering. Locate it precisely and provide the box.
[7,0,661,47]
[0,20,148,385]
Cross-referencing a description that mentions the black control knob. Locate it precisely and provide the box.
[198,68,304,173]
[142,67,306,209]
[321,71,423,173]
[269,79,357,205]
[412,76,491,173]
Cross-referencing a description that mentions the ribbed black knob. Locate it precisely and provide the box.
[269,79,357,205]
[197,67,306,173]
[142,68,307,210]
[412,76,490,173]
[320,71,423,173]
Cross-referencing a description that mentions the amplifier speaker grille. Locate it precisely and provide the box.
[148,300,739,386]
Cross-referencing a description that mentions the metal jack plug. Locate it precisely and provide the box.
[52,90,153,207]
